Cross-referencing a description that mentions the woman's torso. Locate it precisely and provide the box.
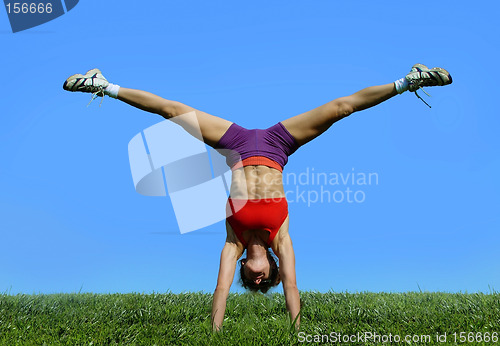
[228,165,288,248]
[230,165,284,199]
[217,122,299,248]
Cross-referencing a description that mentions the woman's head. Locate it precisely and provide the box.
[239,249,280,293]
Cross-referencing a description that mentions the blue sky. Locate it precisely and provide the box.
[1,1,499,295]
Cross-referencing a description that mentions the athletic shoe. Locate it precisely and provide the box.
[63,68,110,106]
[406,64,452,92]
[406,64,452,107]
[63,68,109,95]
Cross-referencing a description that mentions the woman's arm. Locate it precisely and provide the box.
[276,232,301,328]
[211,224,243,331]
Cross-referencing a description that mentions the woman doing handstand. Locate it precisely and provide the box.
[63,63,452,330]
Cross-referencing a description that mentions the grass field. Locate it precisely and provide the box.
[1,291,499,345]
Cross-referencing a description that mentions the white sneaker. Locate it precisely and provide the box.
[64,68,110,93]
[406,64,452,92]
[406,64,452,107]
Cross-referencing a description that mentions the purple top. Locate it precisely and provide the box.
[215,122,299,169]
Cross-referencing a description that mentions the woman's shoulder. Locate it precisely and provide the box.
[270,216,291,257]
[225,221,245,251]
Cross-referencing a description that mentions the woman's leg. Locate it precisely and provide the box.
[63,69,232,147]
[117,88,232,147]
[281,83,397,146]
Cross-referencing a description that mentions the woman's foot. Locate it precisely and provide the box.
[63,68,109,96]
[406,64,452,91]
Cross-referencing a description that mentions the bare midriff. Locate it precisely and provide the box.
[229,165,285,200]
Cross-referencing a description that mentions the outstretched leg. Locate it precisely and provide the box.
[63,69,232,147]
[117,88,232,147]
[281,64,452,146]
[281,83,397,146]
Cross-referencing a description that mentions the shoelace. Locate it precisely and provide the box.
[86,88,105,107]
[414,86,432,108]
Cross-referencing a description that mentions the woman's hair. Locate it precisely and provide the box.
[239,249,281,293]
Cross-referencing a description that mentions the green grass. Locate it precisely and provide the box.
[1,292,499,345]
